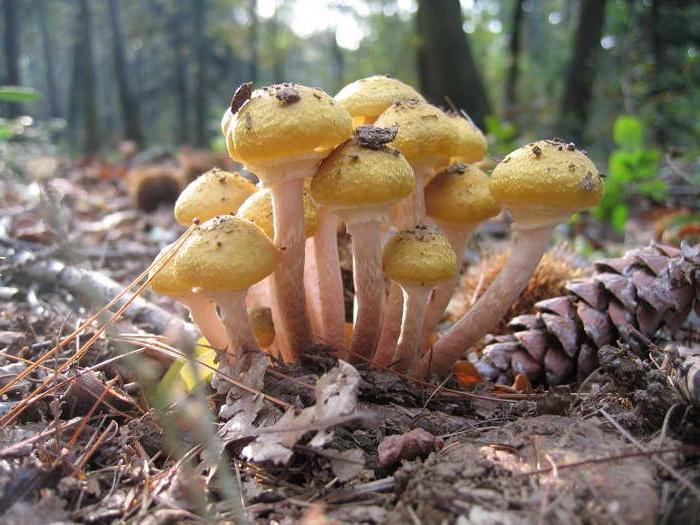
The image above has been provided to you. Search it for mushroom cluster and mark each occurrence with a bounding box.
[149,76,604,384]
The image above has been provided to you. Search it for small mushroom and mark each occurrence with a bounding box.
[174,168,257,226]
[173,216,278,365]
[149,243,229,351]
[442,112,488,168]
[419,139,603,377]
[382,225,458,372]
[311,128,414,358]
[335,75,425,127]
[419,163,501,349]
[222,83,352,359]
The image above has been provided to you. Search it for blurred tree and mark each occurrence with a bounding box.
[36,0,61,118]
[249,0,259,82]
[108,0,144,146]
[560,0,607,142]
[505,0,525,116]
[69,0,100,154]
[3,0,21,117]
[192,0,207,146]
[416,0,491,127]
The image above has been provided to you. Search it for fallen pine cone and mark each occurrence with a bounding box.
[473,243,699,387]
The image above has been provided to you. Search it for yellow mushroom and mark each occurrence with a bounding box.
[221,82,352,360]
[445,112,488,166]
[382,225,458,372]
[237,188,318,239]
[422,139,603,378]
[174,168,257,226]
[335,75,425,127]
[312,127,414,358]
[174,216,277,364]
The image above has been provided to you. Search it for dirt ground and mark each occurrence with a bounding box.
[0,160,698,524]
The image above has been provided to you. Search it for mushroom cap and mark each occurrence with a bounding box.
[149,243,189,297]
[374,99,460,168]
[237,188,318,239]
[248,306,275,348]
[449,113,487,164]
[425,164,501,225]
[223,83,352,167]
[382,225,458,286]
[335,75,425,122]
[311,140,414,210]
[490,139,604,224]
[174,168,257,226]
[174,215,277,292]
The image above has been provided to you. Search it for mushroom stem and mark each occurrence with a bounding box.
[346,220,384,359]
[414,223,554,378]
[270,177,311,359]
[372,285,403,367]
[211,290,260,362]
[419,222,475,351]
[179,293,230,351]
[393,284,432,372]
[312,208,346,350]
[304,238,323,339]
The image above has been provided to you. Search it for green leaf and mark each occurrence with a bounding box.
[611,204,629,232]
[0,86,41,104]
[613,115,643,149]
[0,123,13,140]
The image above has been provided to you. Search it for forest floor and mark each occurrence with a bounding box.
[0,155,698,525]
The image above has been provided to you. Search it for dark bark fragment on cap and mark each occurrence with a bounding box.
[230,82,253,114]
[275,85,301,104]
[355,125,398,149]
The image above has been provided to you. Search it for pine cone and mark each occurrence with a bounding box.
[474,243,699,386]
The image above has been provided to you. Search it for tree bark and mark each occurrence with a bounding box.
[192,0,207,147]
[559,0,607,142]
[70,0,100,155]
[107,0,144,146]
[504,0,525,114]
[36,0,61,118]
[416,0,491,127]
[3,0,21,117]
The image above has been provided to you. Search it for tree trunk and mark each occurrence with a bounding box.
[270,3,284,82]
[248,0,259,83]
[70,0,100,155]
[3,0,21,117]
[329,33,344,94]
[559,0,607,142]
[37,0,61,118]
[504,0,525,115]
[107,0,144,146]
[170,5,189,144]
[416,0,491,128]
[192,0,207,147]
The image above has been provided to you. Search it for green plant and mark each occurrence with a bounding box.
[0,86,41,141]
[593,115,665,231]
[484,114,518,156]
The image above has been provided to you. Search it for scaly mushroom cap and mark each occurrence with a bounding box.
[174,168,257,226]
[490,139,604,226]
[311,140,414,210]
[335,75,425,124]
[223,83,352,167]
[449,113,487,164]
[237,188,318,239]
[425,163,501,225]
[174,215,277,292]
[248,306,275,348]
[374,99,460,168]
[382,225,458,286]
[149,243,189,297]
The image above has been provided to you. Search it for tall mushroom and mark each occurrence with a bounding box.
[335,75,425,127]
[417,139,604,378]
[372,99,461,366]
[221,83,352,359]
[237,187,321,356]
[149,243,230,351]
[382,225,458,372]
[311,126,415,358]
[174,168,257,226]
[173,215,278,365]
[420,163,501,349]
